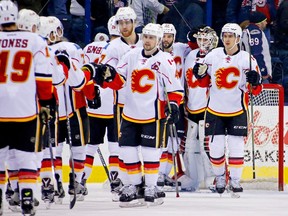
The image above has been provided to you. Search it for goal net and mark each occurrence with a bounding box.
[242,84,284,191]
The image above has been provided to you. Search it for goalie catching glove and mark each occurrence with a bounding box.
[87,85,101,109]
[193,63,208,79]
[246,70,261,86]
[165,101,179,125]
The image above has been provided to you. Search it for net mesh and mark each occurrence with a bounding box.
[242,87,281,190]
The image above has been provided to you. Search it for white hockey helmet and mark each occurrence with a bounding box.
[142,23,163,40]
[17,9,40,32]
[47,16,64,38]
[108,16,120,36]
[114,7,136,23]
[162,23,176,39]
[220,23,242,40]
[38,16,56,42]
[194,26,218,53]
[0,0,18,25]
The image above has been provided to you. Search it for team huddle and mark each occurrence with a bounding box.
[0,1,263,215]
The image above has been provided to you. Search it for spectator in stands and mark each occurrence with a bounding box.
[91,0,110,40]
[46,0,71,39]
[274,0,288,76]
[241,11,272,83]
[160,0,206,43]
[129,0,169,33]
[226,0,276,43]
[69,0,86,47]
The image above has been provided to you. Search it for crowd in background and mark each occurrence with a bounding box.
[12,0,288,101]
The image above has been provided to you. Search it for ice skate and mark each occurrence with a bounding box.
[68,178,85,201]
[0,189,3,216]
[119,185,145,208]
[110,172,123,202]
[215,175,226,195]
[145,186,164,207]
[8,187,21,213]
[81,178,88,196]
[5,181,13,201]
[21,188,35,216]
[228,178,243,198]
[41,178,55,209]
[54,174,65,204]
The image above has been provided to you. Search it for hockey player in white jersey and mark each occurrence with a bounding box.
[179,26,219,191]
[0,2,54,215]
[157,23,190,189]
[39,16,98,203]
[193,23,262,195]
[92,23,183,207]
[102,7,143,197]
[81,16,120,197]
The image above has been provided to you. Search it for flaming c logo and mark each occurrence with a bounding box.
[215,67,240,89]
[131,69,155,93]
[186,68,200,88]
[174,56,182,79]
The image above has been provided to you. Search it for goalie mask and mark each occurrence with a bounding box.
[0,0,18,25]
[17,9,40,33]
[194,26,218,55]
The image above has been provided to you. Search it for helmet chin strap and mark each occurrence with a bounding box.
[228,37,239,51]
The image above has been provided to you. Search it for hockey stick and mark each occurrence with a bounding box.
[171,3,192,30]
[162,79,180,198]
[63,85,77,209]
[96,147,111,182]
[246,29,256,179]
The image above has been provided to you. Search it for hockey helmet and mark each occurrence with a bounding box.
[0,0,18,25]
[17,9,40,32]
[114,7,136,23]
[142,23,163,41]
[220,23,242,40]
[108,16,120,36]
[162,23,176,40]
[47,16,64,38]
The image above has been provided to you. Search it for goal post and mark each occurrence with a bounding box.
[243,84,284,191]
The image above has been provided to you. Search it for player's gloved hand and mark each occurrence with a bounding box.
[165,101,179,125]
[82,62,99,81]
[93,63,117,86]
[187,25,206,42]
[87,85,101,109]
[193,63,208,79]
[39,97,56,122]
[55,49,70,70]
[246,70,261,86]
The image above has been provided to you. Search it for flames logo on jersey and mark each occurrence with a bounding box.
[174,56,182,79]
[215,67,240,89]
[131,69,155,93]
[186,68,199,88]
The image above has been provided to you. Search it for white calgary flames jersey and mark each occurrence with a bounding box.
[204,48,259,116]
[167,42,191,88]
[103,35,142,106]
[185,48,208,114]
[50,41,85,118]
[0,31,52,121]
[117,48,183,123]
[83,41,114,118]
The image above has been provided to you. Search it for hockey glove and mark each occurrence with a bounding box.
[55,49,70,70]
[246,70,261,86]
[39,97,57,122]
[193,63,208,79]
[165,101,179,125]
[93,63,117,86]
[82,62,98,81]
[87,85,101,109]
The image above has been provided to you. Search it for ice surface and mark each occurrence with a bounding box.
[2,184,287,216]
